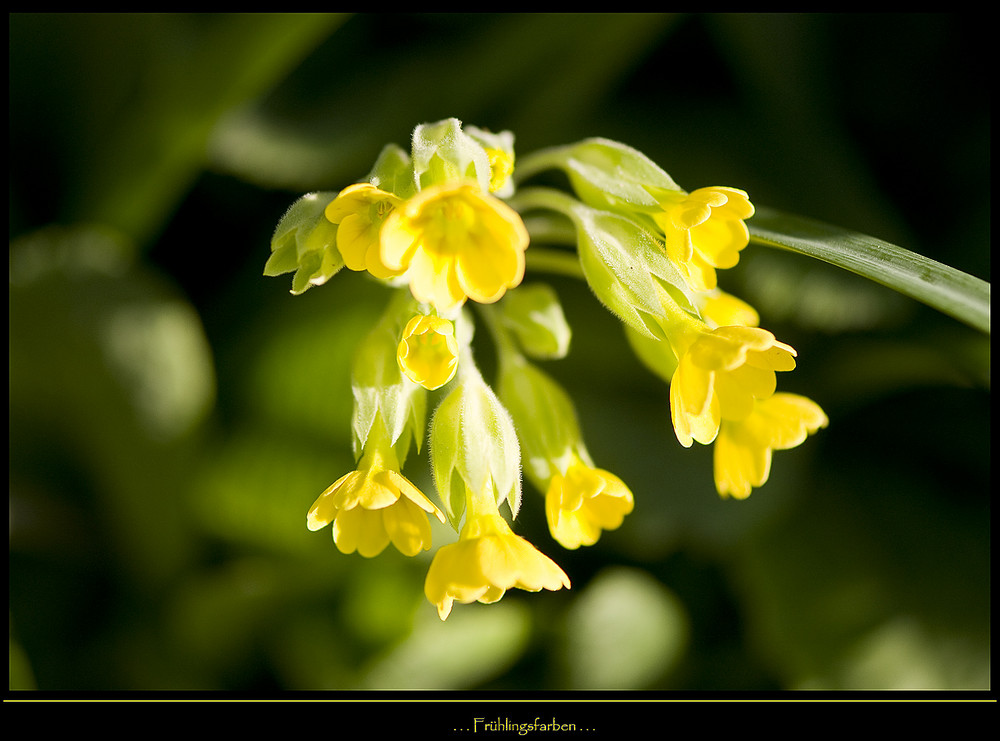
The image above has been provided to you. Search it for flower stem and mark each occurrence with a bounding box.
[525,248,585,280]
[512,146,573,185]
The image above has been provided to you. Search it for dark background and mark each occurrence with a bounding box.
[10,13,990,694]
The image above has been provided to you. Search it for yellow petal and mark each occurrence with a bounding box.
[745,393,828,450]
[670,356,720,446]
[333,505,391,557]
[424,511,570,620]
[306,471,358,531]
[383,495,434,557]
[713,422,772,499]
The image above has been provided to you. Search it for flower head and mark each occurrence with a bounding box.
[307,416,445,557]
[545,455,634,550]
[324,183,404,279]
[396,313,459,390]
[713,393,828,498]
[424,487,570,620]
[670,325,797,448]
[379,181,530,312]
[652,186,755,292]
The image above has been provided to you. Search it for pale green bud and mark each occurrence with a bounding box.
[265,191,344,295]
[499,283,572,360]
[411,118,493,193]
[350,291,427,464]
[497,353,583,489]
[365,143,417,200]
[543,138,681,214]
[572,201,696,340]
[429,357,522,531]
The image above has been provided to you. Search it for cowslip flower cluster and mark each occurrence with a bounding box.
[508,137,827,498]
[264,119,826,620]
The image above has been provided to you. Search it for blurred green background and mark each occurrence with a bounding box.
[9,13,989,693]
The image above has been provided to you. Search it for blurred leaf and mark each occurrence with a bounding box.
[189,430,352,554]
[10,225,214,585]
[562,567,689,689]
[11,13,347,246]
[750,206,990,334]
[733,456,990,690]
[737,249,914,333]
[9,627,37,691]
[207,13,677,191]
[362,601,532,689]
[804,617,991,690]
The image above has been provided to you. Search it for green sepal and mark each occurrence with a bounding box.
[266,191,344,295]
[365,143,417,200]
[411,117,493,193]
[523,138,681,212]
[429,357,522,530]
[624,323,679,385]
[498,352,582,488]
[350,291,427,465]
[428,387,467,531]
[572,201,697,339]
[499,283,572,360]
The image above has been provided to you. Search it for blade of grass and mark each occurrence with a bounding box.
[749,206,990,334]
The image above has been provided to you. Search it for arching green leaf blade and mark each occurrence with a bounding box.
[749,207,990,335]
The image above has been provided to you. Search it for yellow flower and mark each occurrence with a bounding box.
[484,147,515,193]
[324,183,404,279]
[396,313,459,390]
[545,455,634,550]
[307,423,445,557]
[652,186,755,292]
[670,325,797,448]
[713,393,828,498]
[379,181,530,312]
[424,486,570,620]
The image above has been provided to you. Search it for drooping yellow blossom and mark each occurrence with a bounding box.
[307,417,445,557]
[324,183,404,279]
[545,455,634,550]
[424,485,570,620]
[669,325,797,448]
[713,393,828,498]
[396,313,460,390]
[379,181,530,312]
[651,186,755,292]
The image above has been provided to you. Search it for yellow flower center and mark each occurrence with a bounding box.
[380,181,530,311]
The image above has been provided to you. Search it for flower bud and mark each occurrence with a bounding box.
[498,282,572,360]
[351,291,428,461]
[429,358,522,530]
[396,313,460,391]
[410,117,494,193]
[265,191,343,295]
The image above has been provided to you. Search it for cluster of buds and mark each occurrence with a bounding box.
[265,119,825,620]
